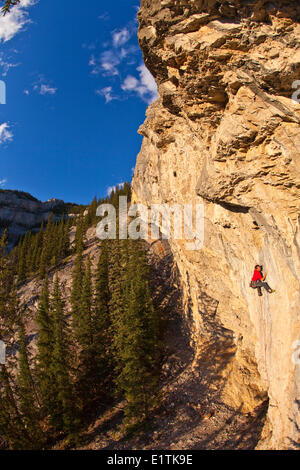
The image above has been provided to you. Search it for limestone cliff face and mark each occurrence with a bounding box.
[132,0,300,449]
[0,190,65,248]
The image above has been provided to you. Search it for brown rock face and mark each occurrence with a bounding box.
[132,0,300,449]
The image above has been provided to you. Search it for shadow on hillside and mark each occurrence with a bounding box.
[79,244,267,450]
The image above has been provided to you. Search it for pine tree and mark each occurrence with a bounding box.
[50,275,79,441]
[75,257,95,403]
[0,231,9,333]
[70,236,84,340]
[74,213,85,254]
[0,231,18,334]
[24,232,34,277]
[57,218,70,261]
[4,283,19,336]
[108,229,129,400]
[36,276,56,417]
[39,214,54,279]
[1,1,21,16]
[112,240,161,430]
[83,196,98,229]
[16,318,44,447]
[0,365,30,449]
[17,236,27,284]
[31,222,44,273]
[93,240,112,392]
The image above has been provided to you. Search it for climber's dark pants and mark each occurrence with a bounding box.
[254,280,272,292]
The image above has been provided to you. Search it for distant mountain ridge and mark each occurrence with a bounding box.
[0,189,80,249]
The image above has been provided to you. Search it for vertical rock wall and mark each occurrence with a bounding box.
[132,0,300,449]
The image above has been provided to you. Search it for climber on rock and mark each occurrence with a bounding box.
[250,265,275,295]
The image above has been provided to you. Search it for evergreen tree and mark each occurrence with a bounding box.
[83,196,98,229]
[0,231,18,334]
[57,218,70,261]
[36,276,56,417]
[93,240,112,392]
[70,233,84,340]
[1,1,21,16]
[75,257,95,403]
[24,232,34,277]
[39,214,54,279]
[108,231,129,400]
[113,240,161,430]
[0,365,30,449]
[16,318,44,447]
[74,213,85,254]
[50,275,79,441]
[17,236,27,284]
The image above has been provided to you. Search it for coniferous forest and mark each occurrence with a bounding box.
[0,183,164,449]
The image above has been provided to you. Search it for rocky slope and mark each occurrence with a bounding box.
[12,227,267,450]
[132,0,300,449]
[0,190,66,249]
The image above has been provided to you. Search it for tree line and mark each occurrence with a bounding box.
[0,183,163,449]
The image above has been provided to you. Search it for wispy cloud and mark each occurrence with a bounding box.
[39,84,57,95]
[0,123,13,145]
[90,49,120,77]
[0,0,36,43]
[122,64,158,104]
[89,12,157,106]
[82,42,96,51]
[30,76,57,95]
[88,19,138,80]
[98,12,109,21]
[112,27,131,48]
[0,52,19,76]
[0,178,7,187]
[89,47,139,79]
[106,182,125,196]
[96,86,118,104]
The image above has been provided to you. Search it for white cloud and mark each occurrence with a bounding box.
[119,45,138,60]
[0,53,19,76]
[122,64,158,104]
[0,123,13,145]
[106,182,125,196]
[32,78,57,95]
[100,50,120,76]
[39,84,57,95]
[122,75,139,91]
[0,0,36,43]
[96,86,118,104]
[0,178,7,187]
[90,50,120,77]
[89,16,157,105]
[112,28,130,47]
[90,44,139,78]
[88,17,138,78]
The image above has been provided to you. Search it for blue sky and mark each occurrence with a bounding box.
[0,0,157,204]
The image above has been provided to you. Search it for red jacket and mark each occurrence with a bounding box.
[252,269,263,281]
